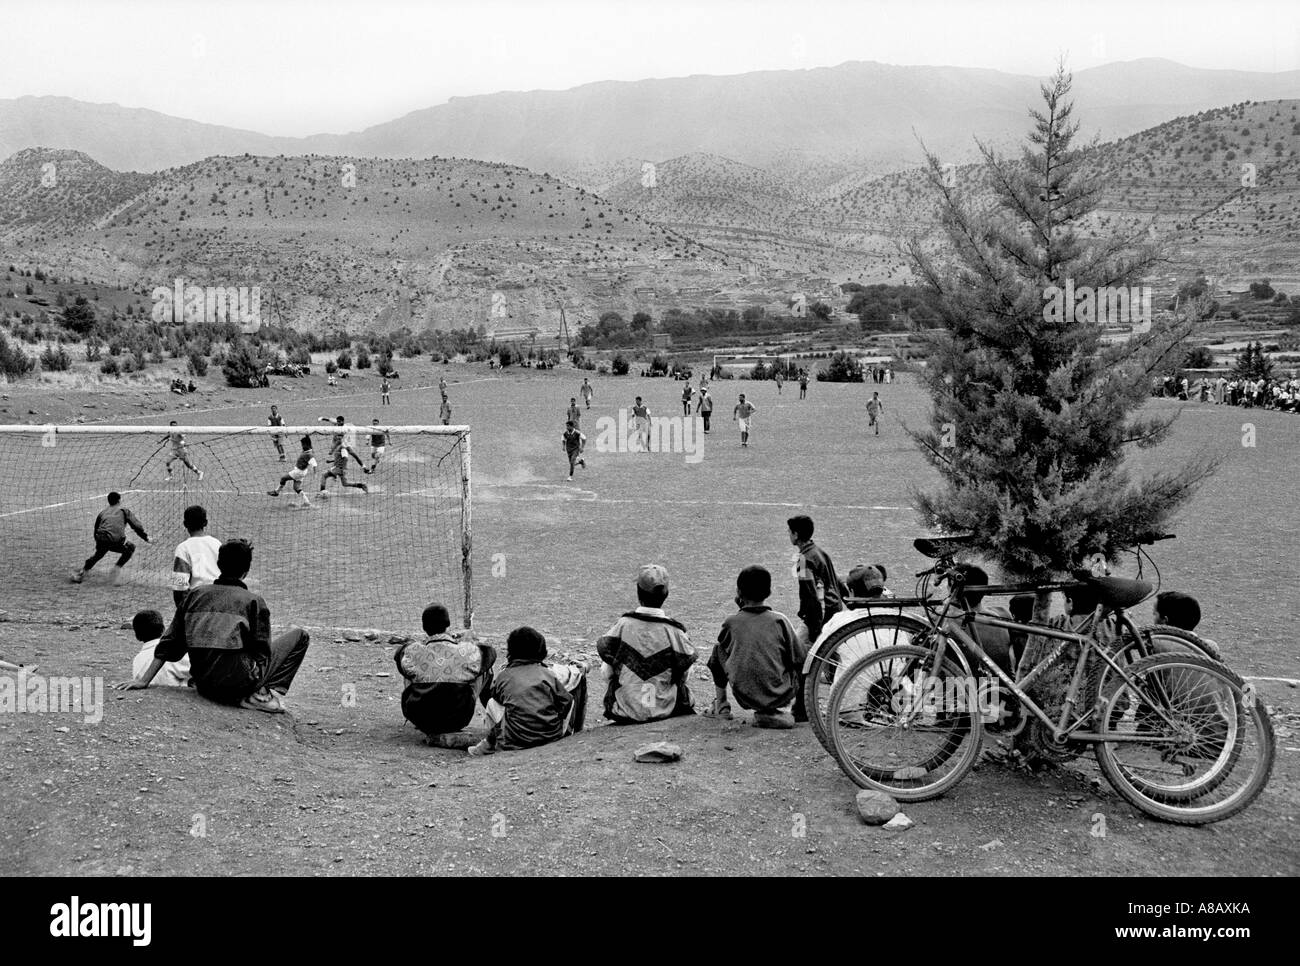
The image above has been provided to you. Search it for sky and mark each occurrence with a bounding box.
[2,0,1298,136]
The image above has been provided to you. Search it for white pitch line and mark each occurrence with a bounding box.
[1244,676,1300,686]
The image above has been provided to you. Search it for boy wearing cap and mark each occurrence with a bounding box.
[469,627,588,756]
[595,564,697,724]
[708,566,805,728]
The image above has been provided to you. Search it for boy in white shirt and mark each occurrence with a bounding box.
[171,505,222,608]
[130,610,191,687]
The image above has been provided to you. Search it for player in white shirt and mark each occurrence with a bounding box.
[171,504,222,608]
[130,610,191,688]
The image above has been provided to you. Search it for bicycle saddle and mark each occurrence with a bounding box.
[1070,570,1153,609]
[913,533,976,558]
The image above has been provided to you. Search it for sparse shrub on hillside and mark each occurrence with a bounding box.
[61,297,97,336]
[649,354,669,375]
[378,352,395,375]
[223,341,266,387]
[611,353,630,375]
[39,342,72,372]
[356,346,372,369]
[289,347,310,365]
[188,351,209,377]
[336,351,352,370]
[1248,279,1275,300]
[0,331,35,379]
[325,359,338,374]
[99,356,121,377]
[84,335,102,362]
[497,346,516,368]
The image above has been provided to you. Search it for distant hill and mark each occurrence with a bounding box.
[0,150,739,334]
[6,59,1300,177]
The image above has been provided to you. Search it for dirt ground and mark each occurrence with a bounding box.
[2,361,1298,875]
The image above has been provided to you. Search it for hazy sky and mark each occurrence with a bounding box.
[3,0,1298,136]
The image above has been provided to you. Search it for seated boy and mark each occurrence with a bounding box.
[469,627,588,756]
[130,609,191,687]
[813,565,905,686]
[394,603,496,748]
[595,564,697,724]
[708,566,806,729]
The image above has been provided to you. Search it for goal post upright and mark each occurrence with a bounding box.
[459,427,472,630]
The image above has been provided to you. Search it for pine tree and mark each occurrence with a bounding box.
[904,66,1216,583]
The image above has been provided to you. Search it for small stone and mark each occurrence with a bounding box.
[979,838,1003,851]
[634,741,683,763]
[855,790,899,825]
[883,813,913,830]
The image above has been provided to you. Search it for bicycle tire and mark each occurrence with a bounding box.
[825,644,983,801]
[803,613,933,755]
[1093,653,1274,825]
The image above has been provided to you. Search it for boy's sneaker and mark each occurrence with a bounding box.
[239,689,286,714]
[164,474,173,482]
[578,458,586,468]
[358,483,369,494]
[197,471,204,481]
[467,739,495,757]
[267,489,280,497]
[754,710,795,730]
[70,571,84,584]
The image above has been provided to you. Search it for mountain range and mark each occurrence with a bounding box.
[6,59,1300,181]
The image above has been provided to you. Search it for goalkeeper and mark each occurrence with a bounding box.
[72,491,150,584]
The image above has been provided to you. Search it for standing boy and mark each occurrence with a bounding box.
[381,377,391,406]
[787,514,844,721]
[708,566,805,728]
[365,419,387,474]
[734,393,757,447]
[171,504,221,608]
[696,388,714,434]
[580,377,594,410]
[680,381,694,415]
[268,405,286,461]
[631,396,651,452]
[439,393,452,426]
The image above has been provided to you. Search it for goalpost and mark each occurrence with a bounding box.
[0,424,473,632]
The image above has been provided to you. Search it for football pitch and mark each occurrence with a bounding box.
[37,362,1299,681]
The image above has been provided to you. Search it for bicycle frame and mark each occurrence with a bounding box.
[913,590,1188,747]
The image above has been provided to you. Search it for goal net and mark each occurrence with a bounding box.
[0,424,472,632]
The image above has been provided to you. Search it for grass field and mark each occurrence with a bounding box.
[34,361,1291,676]
[2,361,1298,876]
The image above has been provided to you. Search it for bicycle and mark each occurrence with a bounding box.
[801,534,1221,756]
[822,533,1274,825]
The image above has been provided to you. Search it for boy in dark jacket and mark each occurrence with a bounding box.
[708,566,806,729]
[394,603,496,748]
[469,627,588,756]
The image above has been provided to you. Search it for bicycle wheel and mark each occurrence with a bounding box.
[1093,654,1274,825]
[803,613,931,755]
[825,644,983,801]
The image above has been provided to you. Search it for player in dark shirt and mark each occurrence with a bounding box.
[71,491,150,584]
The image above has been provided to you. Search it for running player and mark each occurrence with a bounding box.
[163,422,203,481]
[563,420,587,480]
[631,396,651,452]
[268,405,286,461]
[580,378,594,409]
[269,436,318,507]
[319,430,368,496]
[439,393,452,426]
[865,391,884,436]
[734,394,757,447]
[566,396,582,429]
[365,419,388,474]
